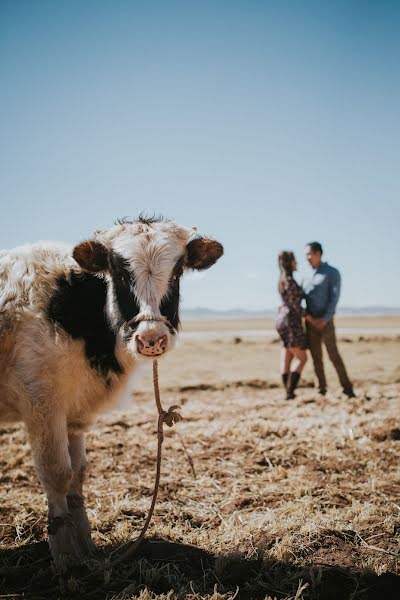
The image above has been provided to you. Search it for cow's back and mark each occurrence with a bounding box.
[0,243,78,421]
[0,242,76,315]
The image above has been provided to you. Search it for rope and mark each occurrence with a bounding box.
[110,359,182,564]
[125,314,171,329]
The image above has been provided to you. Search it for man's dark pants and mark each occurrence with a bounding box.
[306,319,352,393]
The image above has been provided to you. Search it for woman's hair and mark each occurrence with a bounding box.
[278,251,295,293]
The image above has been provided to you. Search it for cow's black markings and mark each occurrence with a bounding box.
[108,252,141,340]
[159,256,184,331]
[47,271,123,379]
[47,251,183,377]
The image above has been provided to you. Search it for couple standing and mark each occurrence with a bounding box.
[276,242,355,400]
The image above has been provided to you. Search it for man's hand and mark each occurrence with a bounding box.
[306,315,328,331]
[313,318,328,331]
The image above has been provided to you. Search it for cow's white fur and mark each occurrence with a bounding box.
[0,219,198,563]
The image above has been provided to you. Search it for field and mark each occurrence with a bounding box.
[1,317,400,599]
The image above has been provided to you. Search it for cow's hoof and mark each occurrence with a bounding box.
[48,513,83,569]
[67,495,96,555]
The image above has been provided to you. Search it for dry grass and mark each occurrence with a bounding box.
[1,326,400,599]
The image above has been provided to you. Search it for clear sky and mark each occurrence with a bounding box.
[1,1,399,310]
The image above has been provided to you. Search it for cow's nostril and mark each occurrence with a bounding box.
[159,334,168,351]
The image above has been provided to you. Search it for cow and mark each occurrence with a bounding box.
[0,216,223,565]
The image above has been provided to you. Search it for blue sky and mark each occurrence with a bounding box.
[1,1,399,310]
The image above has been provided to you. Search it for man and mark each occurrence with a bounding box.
[303,242,355,398]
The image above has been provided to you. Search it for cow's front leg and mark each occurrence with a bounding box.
[27,413,81,566]
[67,431,96,554]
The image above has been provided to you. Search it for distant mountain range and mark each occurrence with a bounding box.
[181,307,400,320]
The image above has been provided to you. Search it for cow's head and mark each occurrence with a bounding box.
[72,216,223,359]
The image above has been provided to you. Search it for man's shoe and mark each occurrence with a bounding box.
[343,387,356,398]
[318,388,327,396]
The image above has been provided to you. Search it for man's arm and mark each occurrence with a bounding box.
[322,269,341,322]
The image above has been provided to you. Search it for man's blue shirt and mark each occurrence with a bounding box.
[302,262,341,321]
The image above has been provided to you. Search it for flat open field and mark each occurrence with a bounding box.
[181,315,400,333]
[1,317,400,599]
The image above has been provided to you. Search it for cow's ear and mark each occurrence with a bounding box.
[73,240,109,272]
[186,237,224,271]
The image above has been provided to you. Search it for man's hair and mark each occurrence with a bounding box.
[307,241,323,255]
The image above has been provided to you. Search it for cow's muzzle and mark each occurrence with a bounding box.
[136,333,168,356]
[125,314,175,358]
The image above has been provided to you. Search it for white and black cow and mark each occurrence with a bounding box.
[0,216,223,564]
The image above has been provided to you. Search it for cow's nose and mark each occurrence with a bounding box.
[136,334,168,356]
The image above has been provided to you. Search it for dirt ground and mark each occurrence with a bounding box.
[1,317,400,599]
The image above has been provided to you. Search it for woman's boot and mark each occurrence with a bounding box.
[282,373,289,390]
[286,371,301,400]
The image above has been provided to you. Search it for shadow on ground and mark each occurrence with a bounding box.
[1,537,399,599]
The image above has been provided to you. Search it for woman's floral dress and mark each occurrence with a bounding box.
[276,277,308,349]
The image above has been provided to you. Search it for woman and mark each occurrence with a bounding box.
[275,251,308,399]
